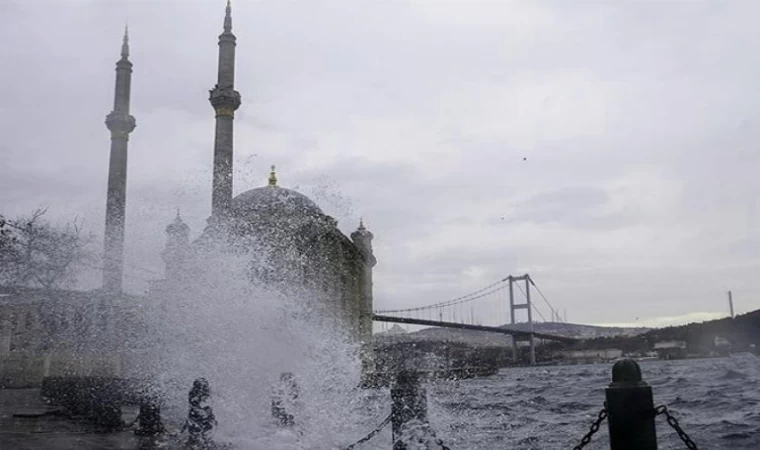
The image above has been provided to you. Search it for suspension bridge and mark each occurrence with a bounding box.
[372,274,577,364]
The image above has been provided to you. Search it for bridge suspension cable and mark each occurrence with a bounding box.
[374,273,570,334]
[374,277,510,314]
[528,276,565,324]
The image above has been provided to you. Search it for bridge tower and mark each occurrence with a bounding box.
[508,274,535,365]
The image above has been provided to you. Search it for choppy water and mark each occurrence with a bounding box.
[420,356,760,450]
[241,355,759,449]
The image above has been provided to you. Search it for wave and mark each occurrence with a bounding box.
[719,369,747,380]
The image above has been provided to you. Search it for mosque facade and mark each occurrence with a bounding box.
[117,1,377,366]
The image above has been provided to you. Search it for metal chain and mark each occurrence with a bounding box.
[572,405,608,450]
[342,412,392,449]
[655,405,698,449]
[435,437,452,450]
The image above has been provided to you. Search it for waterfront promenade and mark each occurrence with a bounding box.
[0,389,140,450]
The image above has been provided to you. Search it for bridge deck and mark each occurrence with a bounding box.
[372,314,578,343]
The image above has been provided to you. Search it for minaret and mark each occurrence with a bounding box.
[209,0,241,217]
[162,211,191,281]
[351,220,377,374]
[103,26,136,293]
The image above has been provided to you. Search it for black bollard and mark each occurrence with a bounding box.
[183,378,217,448]
[134,395,165,436]
[390,370,431,450]
[271,372,299,427]
[606,359,658,450]
[91,379,123,430]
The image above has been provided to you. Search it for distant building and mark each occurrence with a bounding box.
[714,336,731,348]
[0,287,145,387]
[713,336,731,356]
[654,340,687,359]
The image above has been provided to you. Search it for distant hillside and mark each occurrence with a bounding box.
[582,309,760,353]
[375,321,648,348]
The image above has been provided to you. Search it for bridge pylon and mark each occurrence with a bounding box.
[508,274,535,365]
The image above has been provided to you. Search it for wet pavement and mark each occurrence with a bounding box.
[0,389,144,449]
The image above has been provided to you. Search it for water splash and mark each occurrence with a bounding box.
[126,246,381,449]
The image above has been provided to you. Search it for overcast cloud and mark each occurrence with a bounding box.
[1,0,759,327]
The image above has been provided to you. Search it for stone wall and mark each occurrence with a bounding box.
[0,353,124,388]
[0,287,141,388]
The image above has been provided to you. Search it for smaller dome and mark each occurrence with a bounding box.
[351,219,373,240]
[166,212,190,235]
[231,185,323,218]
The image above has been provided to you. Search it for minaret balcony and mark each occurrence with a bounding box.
[209,86,241,116]
[105,111,136,137]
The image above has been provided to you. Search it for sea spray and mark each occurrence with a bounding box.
[128,244,380,449]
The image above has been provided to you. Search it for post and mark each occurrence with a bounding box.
[391,370,430,450]
[271,372,299,426]
[135,397,165,436]
[90,378,122,430]
[606,359,657,450]
[184,378,216,447]
[728,290,735,318]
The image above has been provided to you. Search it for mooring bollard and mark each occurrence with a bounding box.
[91,379,123,430]
[271,371,299,427]
[134,395,165,436]
[183,378,217,448]
[606,359,657,450]
[390,370,430,450]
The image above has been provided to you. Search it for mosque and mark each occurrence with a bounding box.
[0,1,376,385]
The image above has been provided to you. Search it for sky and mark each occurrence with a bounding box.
[1,0,759,328]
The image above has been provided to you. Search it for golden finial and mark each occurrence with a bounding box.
[268,165,278,186]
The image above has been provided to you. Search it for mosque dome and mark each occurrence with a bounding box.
[231,186,323,217]
[229,166,324,220]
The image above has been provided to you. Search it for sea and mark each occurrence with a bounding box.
[421,355,760,449]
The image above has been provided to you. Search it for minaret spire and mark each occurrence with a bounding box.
[103,28,137,293]
[224,0,232,33]
[121,25,129,59]
[209,0,241,217]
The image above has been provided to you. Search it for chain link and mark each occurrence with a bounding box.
[655,405,698,449]
[572,405,608,450]
[435,437,452,450]
[342,412,392,449]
